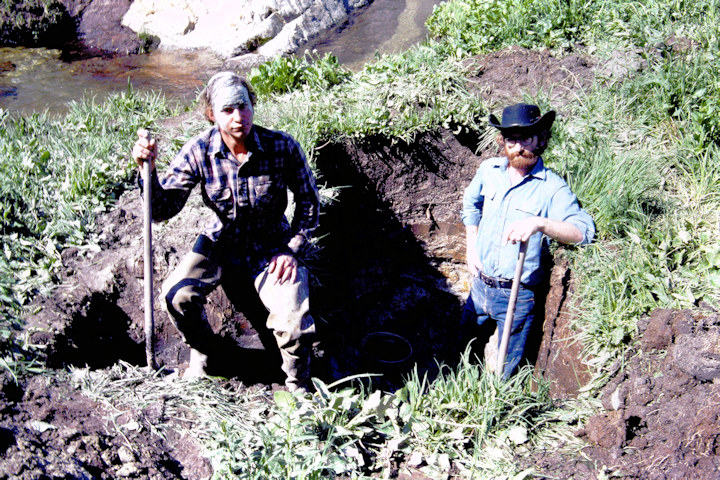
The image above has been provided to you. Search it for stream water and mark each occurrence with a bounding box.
[0,0,439,117]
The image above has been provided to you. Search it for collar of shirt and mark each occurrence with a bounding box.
[207,126,267,163]
[490,155,548,184]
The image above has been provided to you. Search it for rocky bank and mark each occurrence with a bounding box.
[3,0,372,66]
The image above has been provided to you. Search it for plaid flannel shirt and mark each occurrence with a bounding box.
[146,125,320,272]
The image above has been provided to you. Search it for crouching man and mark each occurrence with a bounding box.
[131,72,320,392]
[461,103,595,379]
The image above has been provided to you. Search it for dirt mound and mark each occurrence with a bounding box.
[525,307,720,479]
[465,45,597,112]
[584,308,720,478]
[0,369,211,479]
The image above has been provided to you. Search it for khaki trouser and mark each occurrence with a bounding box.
[161,249,316,391]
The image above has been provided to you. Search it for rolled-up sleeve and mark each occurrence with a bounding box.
[461,168,485,226]
[549,184,595,245]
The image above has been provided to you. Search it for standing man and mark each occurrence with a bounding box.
[461,103,594,379]
[132,72,320,392]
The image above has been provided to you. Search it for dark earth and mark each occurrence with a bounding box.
[1,9,720,478]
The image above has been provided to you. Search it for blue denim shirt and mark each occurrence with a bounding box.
[462,156,594,286]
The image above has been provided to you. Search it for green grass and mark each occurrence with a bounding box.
[74,350,554,479]
[248,51,352,97]
[255,44,485,154]
[426,0,720,57]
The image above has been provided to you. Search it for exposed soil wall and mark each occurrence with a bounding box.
[20,44,605,399]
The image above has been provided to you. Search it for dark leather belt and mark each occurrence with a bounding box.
[479,272,514,289]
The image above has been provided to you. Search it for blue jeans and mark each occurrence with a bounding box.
[461,275,537,379]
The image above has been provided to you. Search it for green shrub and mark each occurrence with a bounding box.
[249,52,351,97]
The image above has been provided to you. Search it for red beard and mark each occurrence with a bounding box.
[506,147,538,171]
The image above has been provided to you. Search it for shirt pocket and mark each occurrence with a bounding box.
[480,185,497,216]
[250,175,280,208]
[205,186,236,221]
[508,202,542,224]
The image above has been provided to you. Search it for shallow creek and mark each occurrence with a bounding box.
[0,0,439,117]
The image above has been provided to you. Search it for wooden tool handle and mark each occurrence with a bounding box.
[496,240,528,378]
[140,129,157,370]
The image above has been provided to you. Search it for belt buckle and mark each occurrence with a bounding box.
[481,272,512,289]
[480,272,496,288]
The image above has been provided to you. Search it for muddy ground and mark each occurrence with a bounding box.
[1,46,719,479]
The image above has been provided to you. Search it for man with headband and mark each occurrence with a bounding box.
[132,71,320,392]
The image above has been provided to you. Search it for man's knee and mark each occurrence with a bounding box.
[162,278,207,319]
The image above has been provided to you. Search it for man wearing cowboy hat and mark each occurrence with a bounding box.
[460,103,595,379]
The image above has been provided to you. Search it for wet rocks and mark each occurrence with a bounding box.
[62,0,145,55]
[0,0,75,48]
[4,0,373,61]
[122,0,372,65]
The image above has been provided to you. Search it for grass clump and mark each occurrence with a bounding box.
[75,351,555,479]
[249,51,352,97]
[396,350,553,478]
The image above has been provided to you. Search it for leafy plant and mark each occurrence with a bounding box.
[75,354,555,480]
[249,52,351,97]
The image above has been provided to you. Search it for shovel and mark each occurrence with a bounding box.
[139,129,157,370]
[495,239,528,378]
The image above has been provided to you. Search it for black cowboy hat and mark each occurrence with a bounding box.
[488,103,556,133]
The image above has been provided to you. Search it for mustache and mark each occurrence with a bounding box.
[508,148,538,169]
[510,148,535,159]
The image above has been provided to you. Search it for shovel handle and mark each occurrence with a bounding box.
[140,129,157,370]
[496,240,528,378]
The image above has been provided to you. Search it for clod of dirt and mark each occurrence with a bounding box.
[532,308,720,479]
[465,46,597,112]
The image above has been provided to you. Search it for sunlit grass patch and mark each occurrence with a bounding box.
[74,351,559,479]
[0,88,175,366]
[427,0,720,57]
[396,349,554,478]
[256,43,487,153]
